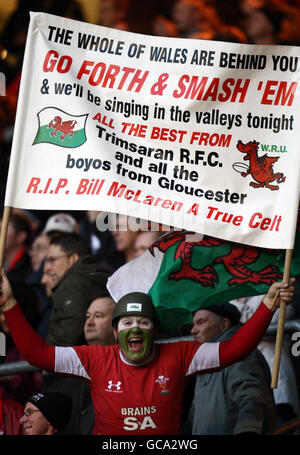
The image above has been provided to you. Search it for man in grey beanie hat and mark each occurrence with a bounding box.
[187,303,277,435]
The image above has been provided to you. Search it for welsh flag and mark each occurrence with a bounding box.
[33,107,88,148]
[107,229,300,332]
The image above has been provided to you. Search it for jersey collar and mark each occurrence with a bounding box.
[119,344,156,366]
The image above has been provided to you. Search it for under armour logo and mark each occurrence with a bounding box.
[107,380,122,391]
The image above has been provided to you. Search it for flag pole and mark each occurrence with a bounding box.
[271,248,293,389]
[0,206,12,271]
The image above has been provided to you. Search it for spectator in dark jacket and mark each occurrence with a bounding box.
[186,303,278,435]
[45,233,111,347]
[26,212,78,339]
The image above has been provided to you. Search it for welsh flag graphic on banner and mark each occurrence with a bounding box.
[107,229,300,331]
[4,12,300,248]
[33,107,88,148]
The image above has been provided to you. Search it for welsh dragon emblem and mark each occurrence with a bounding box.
[235,140,286,191]
[149,231,282,288]
[48,116,77,140]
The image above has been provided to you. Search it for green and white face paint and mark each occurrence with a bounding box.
[117,316,155,363]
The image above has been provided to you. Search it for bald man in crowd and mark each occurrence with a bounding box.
[84,296,116,346]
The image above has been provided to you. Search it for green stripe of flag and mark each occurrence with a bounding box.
[33,124,86,147]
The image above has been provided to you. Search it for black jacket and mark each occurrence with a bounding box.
[188,325,278,435]
[46,255,111,346]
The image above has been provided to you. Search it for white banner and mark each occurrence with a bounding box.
[5,12,300,248]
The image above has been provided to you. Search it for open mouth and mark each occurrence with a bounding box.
[128,336,144,352]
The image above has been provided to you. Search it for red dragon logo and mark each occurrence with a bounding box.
[236,140,285,191]
[149,231,282,287]
[48,116,77,140]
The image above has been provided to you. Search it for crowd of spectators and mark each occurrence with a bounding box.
[0,0,300,436]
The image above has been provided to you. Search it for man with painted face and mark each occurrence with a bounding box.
[111,292,159,366]
[0,272,295,435]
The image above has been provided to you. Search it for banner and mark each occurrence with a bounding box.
[4,12,300,248]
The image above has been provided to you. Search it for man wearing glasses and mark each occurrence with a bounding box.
[44,233,111,347]
[20,392,72,435]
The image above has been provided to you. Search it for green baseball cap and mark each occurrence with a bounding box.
[112,292,159,326]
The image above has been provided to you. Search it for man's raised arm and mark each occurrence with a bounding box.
[0,270,55,371]
[185,279,295,377]
[219,280,296,368]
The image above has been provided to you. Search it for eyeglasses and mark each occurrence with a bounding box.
[44,254,71,265]
[22,409,41,417]
[28,245,48,254]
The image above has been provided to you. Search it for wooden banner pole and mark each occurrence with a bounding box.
[271,248,293,389]
[0,206,12,272]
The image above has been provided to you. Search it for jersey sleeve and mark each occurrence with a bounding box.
[54,346,92,380]
[4,304,101,381]
[219,301,273,368]
[4,304,55,371]
[180,341,220,376]
[185,301,273,375]
[54,344,110,382]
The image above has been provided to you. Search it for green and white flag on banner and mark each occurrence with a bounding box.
[33,107,88,147]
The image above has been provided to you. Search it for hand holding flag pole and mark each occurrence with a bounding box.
[271,248,293,389]
[0,206,12,279]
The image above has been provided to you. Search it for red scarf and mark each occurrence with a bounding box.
[7,245,27,272]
